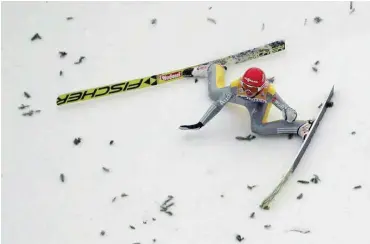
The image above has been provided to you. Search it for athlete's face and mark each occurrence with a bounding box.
[242,83,260,97]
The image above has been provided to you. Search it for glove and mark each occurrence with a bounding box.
[282,107,297,123]
[179,122,204,130]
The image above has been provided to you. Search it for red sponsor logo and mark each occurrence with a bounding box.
[160,71,182,81]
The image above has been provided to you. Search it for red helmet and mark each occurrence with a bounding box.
[241,67,266,97]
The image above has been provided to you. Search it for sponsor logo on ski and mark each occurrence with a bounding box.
[160,71,182,81]
[57,77,155,105]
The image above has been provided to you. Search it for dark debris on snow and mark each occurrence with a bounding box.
[264,224,271,229]
[313,16,323,24]
[236,234,244,242]
[310,174,321,184]
[31,33,42,41]
[235,134,256,141]
[18,104,30,110]
[312,60,319,72]
[289,229,311,234]
[22,110,41,117]
[102,167,110,172]
[24,92,31,98]
[59,51,67,58]
[22,111,34,117]
[73,137,82,145]
[297,180,310,184]
[247,185,257,190]
[349,2,355,14]
[74,56,86,65]
[160,195,175,216]
[207,17,217,24]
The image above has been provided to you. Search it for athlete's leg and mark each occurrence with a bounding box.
[205,64,247,107]
[246,102,306,136]
[205,64,229,101]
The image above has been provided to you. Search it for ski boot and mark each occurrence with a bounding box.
[183,64,227,78]
[298,120,314,140]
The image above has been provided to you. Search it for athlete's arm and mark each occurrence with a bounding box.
[179,89,234,130]
[267,84,297,123]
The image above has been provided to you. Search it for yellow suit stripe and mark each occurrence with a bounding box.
[215,65,226,88]
[262,84,277,124]
[230,78,241,88]
[262,103,272,124]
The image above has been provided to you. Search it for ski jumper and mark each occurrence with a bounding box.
[200,64,306,135]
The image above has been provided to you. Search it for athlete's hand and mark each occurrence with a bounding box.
[282,107,297,123]
[179,122,204,130]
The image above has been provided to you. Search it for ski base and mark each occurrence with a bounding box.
[260,85,335,210]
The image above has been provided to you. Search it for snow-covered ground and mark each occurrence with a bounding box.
[2,1,370,244]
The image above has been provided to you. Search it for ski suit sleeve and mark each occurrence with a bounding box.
[267,84,297,122]
[199,89,234,126]
[267,84,290,111]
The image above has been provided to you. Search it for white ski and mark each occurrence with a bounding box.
[260,85,335,210]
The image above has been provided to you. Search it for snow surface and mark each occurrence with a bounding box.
[2,1,370,244]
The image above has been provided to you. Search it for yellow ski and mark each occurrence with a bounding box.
[56,40,285,106]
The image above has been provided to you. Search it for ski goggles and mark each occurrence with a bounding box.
[241,83,264,96]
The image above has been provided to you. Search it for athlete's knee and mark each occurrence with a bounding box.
[251,123,268,136]
[207,66,226,101]
[207,64,217,78]
[208,89,223,101]
[207,64,227,77]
